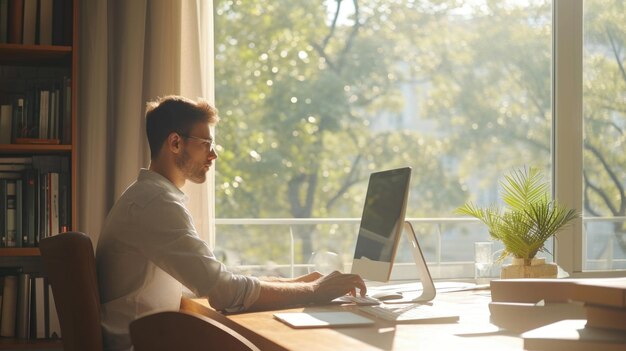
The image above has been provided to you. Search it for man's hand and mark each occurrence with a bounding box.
[292,271,323,283]
[309,271,367,303]
[259,271,323,283]
[250,271,366,311]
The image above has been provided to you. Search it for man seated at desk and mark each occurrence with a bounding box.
[96,95,366,351]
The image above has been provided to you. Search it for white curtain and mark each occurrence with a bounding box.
[77,0,215,247]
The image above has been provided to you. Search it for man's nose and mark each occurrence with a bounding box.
[208,148,218,160]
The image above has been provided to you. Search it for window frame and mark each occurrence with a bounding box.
[554,0,626,277]
[553,0,584,275]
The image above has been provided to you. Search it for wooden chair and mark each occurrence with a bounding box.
[39,232,103,351]
[129,310,261,351]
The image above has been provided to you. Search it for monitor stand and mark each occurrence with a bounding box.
[384,221,436,304]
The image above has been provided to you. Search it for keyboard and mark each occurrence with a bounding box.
[358,304,459,323]
[333,295,381,305]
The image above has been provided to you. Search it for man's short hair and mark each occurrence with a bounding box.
[145,95,219,159]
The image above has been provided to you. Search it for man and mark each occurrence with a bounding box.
[96,95,366,351]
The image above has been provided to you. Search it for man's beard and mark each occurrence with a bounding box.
[175,149,207,184]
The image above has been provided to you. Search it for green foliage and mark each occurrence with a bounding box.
[456,167,580,260]
[213,0,626,265]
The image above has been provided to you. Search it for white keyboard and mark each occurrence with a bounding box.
[333,295,381,305]
[358,304,459,323]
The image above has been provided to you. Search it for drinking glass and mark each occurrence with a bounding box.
[474,241,494,284]
[308,251,343,274]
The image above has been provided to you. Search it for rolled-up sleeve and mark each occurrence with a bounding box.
[206,271,261,312]
[121,193,260,312]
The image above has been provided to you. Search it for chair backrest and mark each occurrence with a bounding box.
[39,232,103,351]
[130,311,260,351]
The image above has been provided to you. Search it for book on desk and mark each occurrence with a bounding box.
[585,303,626,331]
[490,278,626,307]
[488,278,626,350]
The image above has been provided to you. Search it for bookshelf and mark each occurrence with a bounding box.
[0,338,62,350]
[0,144,71,153]
[0,248,40,257]
[0,0,78,349]
[0,44,72,63]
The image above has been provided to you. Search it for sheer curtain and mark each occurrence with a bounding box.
[77,0,215,246]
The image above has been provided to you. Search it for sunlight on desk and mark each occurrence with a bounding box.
[181,289,523,351]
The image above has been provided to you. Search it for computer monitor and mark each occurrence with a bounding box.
[351,167,411,282]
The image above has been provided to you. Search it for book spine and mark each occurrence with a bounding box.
[38,90,47,139]
[0,0,8,43]
[50,173,59,235]
[15,179,23,247]
[12,98,26,141]
[58,170,68,232]
[50,90,57,139]
[22,0,37,44]
[0,179,6,247]
[0,104,12,144]
[47,284,60,338]
[6,180,17,247]
[62,77,71,144]
[7,0,23,44]
[61,0,71,45]
[26,90,36,138]
[38,0,53,45]
[0,275,18,337]
[586,304,626,331]
[38,173,48,241]
[16,273,31,339]
[34,277,45,338]
[51,0,63,45]
[23,169,37,246]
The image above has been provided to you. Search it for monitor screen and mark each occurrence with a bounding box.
[351,167,411,281]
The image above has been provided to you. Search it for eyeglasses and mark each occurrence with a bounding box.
[181,135,216,153]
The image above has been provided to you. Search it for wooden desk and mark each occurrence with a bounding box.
[181,289,525,351]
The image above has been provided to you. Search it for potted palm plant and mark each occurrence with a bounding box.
[456,167,580,278]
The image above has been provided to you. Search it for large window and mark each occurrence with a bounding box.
[213,0,623,277]
[582,0,626,270]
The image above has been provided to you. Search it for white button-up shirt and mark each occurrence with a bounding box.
[96,169,260,351]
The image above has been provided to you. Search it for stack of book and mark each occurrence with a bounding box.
[0,76,72,145]
[0,156,70,247]
[0,268,61,340]
[586,299,626,332]
[490,278,626,350]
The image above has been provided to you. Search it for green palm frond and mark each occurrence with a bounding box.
[456,167,580,260]
[501,167,549,211]
[455,202,503,241]
[525,201,579,256]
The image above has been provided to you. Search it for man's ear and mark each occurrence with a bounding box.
[167,133,184,154]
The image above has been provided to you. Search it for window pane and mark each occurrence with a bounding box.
[214,0,552,277]
[583,0,626,270]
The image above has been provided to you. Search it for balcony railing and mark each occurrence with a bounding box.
[214,216,626,279]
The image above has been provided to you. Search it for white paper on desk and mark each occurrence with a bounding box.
[273,312,375,328]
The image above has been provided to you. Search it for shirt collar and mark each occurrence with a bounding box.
[138,169,189,203]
